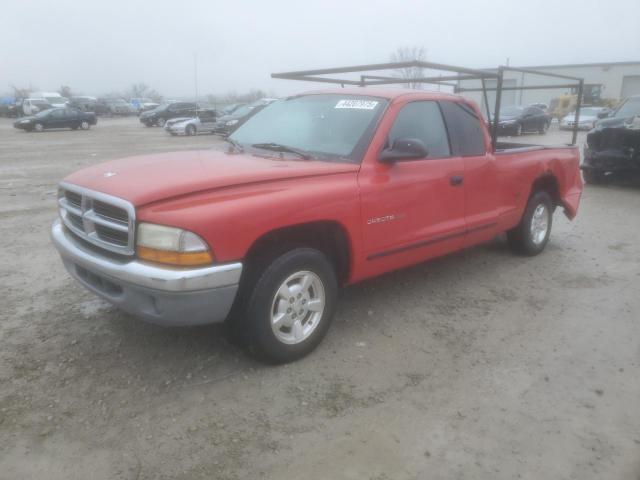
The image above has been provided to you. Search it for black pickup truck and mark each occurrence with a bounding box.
[13,107,97,132]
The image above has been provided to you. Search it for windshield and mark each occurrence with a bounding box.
[45,97,66,104]
[230,94,388,162]
[575,107,600,117]
[613,97,640,118]
[35,108,57,118]
[230,104,252,117]
[500,106,523,116]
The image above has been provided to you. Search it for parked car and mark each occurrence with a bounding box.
[21,98,53,116]
[529,103,549,111]
[559,106,606,131]
[14,107,97,132]
[51,89,582,363]
[497,105,551,135]
[95,98,136,116]
[213,98,278,135]
[219,103,246,116]
[581,95,640,184]
[164,109,218,136]
[31,92,68,108]
[130,97,159,115]
[139,102,199,127]
[69,96,97,112]
[0,97,18,117]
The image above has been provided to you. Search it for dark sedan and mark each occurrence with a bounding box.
[213,98,278,136]
[497,106,551,136]
[139,102,199,127]
[13,107,97,132]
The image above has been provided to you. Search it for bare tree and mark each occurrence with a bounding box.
[124,83,163,102]
[58,85,73,98]
[390,46,427,89]
[10,84,36,99]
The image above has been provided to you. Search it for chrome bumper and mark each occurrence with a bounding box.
[51,219,242,326]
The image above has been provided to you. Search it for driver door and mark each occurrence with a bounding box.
[358,100,466,273]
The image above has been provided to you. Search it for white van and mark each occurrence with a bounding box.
[31,92,68,108]
[21,98,53,116]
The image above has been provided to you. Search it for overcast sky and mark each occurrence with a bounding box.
[2,0,639,98]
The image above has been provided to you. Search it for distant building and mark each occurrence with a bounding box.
[458,61,640,111]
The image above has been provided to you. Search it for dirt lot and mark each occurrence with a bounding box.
[1,117,639,480]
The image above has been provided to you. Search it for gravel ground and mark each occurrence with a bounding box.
[1,117,639,480]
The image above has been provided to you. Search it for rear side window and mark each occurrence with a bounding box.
[388,101,450,158]
[439,101,486,157]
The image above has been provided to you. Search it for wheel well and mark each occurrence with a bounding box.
[531,174,560,207]
[243,222,351,284]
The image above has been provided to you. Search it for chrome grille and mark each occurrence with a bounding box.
[58,182,136,255]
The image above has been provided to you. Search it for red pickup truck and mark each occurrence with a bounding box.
[52,89,583,362]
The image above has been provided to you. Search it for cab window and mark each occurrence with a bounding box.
[388,101,450,159]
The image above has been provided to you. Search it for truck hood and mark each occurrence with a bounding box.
[63,149,360,206]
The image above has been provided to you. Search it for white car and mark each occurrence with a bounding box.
[30,92,68,108]
[559,107,604,131]
[164,109,218,136]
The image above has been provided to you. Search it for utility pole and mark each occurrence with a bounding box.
[194,51,198,115]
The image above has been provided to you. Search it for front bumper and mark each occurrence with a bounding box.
[51,219,242,326]
[165,124,185,135]
[581,147,640,174]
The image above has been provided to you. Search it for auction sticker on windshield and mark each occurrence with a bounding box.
[335,99,379,110]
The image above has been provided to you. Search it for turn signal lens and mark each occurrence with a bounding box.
[136,223,213,267]
[136,246,214,267]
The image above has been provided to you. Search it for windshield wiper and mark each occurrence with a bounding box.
[251,142,312,160]
[225,137,244,153]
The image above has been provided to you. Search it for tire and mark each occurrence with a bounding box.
[186,124,196,136]
[156,117,166,127]
[514,123,522,136]
[240,248,338,363]
[507,190,553,256]
[583,170,605,185]
[71,124,79,130]
[538,121,549,134]
[80,121,90,130]
[34,123,44,132]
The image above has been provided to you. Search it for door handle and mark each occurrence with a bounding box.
[450,175,464,186]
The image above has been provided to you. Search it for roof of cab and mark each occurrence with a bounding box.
[292,87,463,101]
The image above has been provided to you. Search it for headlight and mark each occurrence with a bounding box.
[225,119,239,126]
[136,223,213,267]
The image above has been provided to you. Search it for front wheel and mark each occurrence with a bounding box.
[34,122,44,132]
[242,248,338,363]
[156,117,166,127]
[186,124,196,136]
[80,121,90,130]
[507,191,553,256]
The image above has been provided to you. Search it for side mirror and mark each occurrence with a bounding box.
[379,138,428,163]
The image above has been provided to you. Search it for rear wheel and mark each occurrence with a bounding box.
[240,248,338,363]
[186,124,196,136]
[514,123,522,136]
[507,191,553,256]
[80,121,90,130]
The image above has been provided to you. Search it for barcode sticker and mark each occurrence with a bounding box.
[335,99,379,110]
